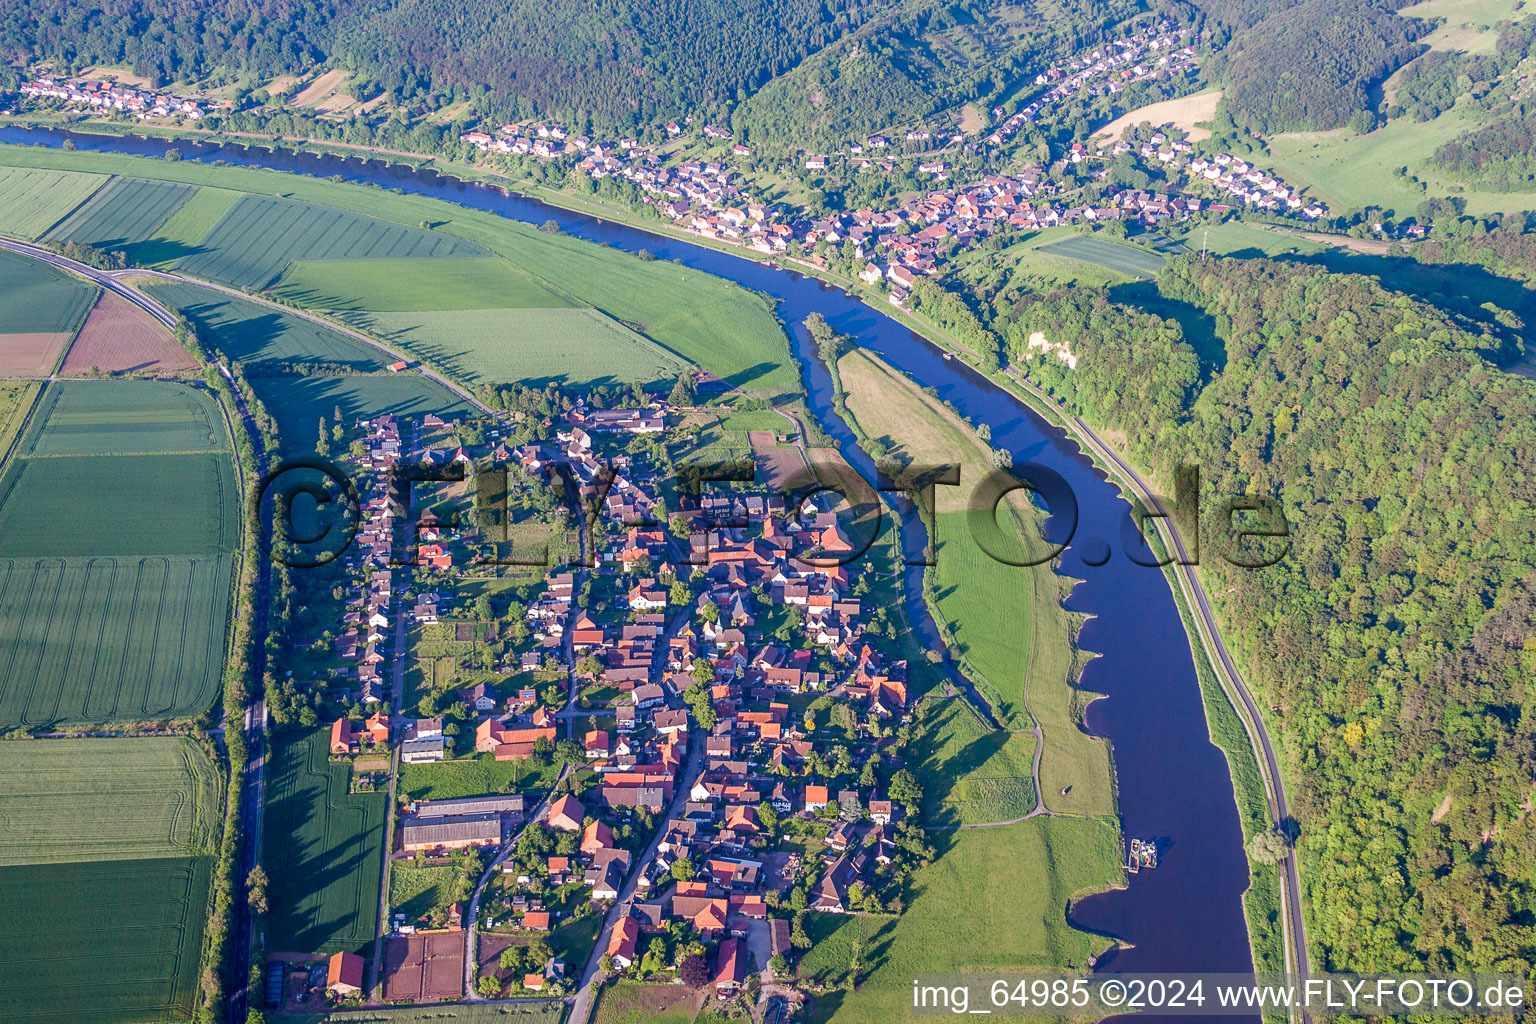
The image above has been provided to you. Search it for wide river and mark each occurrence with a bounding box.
[3,126,1258,1002]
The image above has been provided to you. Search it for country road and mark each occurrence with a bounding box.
[110,266,494,412]
[1003,368,1310,997]
[0,238,284,1020]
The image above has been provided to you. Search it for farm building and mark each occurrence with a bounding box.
[326,951,365,996]
[330,718,354,754]
[714,937,745,997]
[401,736,445,763]
[547,793,584,831]
[400,813,502,852]
[414,793,525,819]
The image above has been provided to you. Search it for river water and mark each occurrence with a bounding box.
[1,126,1258,999]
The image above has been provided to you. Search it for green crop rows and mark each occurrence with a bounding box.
[0,381,238,727]
[176,194,488,290]
[0,453,237,555]
[0,167,108,239]
[0,737,222,865]
[339,306,690,386]
[22,379,229,456]
[43,177,196,248]
[264,727,386,955]
[149,282,390,372]
[0,554,235,726]
[0,856,212,1024]
[0,249,98,334]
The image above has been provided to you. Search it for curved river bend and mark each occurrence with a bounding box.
[2,126,1258,1002]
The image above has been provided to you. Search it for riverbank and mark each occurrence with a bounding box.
[0,125,1265,989]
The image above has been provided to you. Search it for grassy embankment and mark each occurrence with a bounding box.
[836,348,1115,819]
[918,348,1287,981]
[795,819,1123,1024]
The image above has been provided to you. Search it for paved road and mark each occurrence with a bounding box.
[461,766,573,1000]
[567,724,702,1024]
[1003,368,1310,994]
[108,267,493,412]
[0,237,178,329]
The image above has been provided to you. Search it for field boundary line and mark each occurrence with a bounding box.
[28,172,115,241]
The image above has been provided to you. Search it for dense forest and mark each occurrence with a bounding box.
[1203,0,1426,133]
[0,0,339,83]
[337,0,891,129]
[4,0,894,129]
[728,0,1142,145]
[999,259,1536,975]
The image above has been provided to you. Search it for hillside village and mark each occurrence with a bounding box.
[448,25,1324,302]
[14,21,1327,308]
[281,393,934,1012]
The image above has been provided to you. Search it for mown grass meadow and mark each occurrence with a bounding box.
[1037,234,1168,278]
[838,350,1114,818]
[796,819,1122,1024]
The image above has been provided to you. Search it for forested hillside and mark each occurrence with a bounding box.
[338,0,892,128]
[4,0,896,128]
[1005,261,1536,975]
[737,0,1141,146]
[1,0,337,83]
[1201,0,1426,132]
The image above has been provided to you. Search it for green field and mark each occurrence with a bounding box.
[265,727,387,955]
[1266,106,1536,217]
[390,862,466,922]
[910,698,1039,826]
[0,147,801,402]
[129,186,244,266]
[796,819,1122,1024]
[838,350,1114,818]
[250,373,475,453]
[399,752,562,801]
[340,307,691,386]
[592,981,698,1024]
[42,177,196,248]
[271,256,576,310]
[1037,235,1167,278]
[287,1003,569,1024]
[0,452,237,555]
[0,554,235,725]
[0,381,238,727]
[0,249,98,333]
[1174,222,1326,258]
[0,166,108,239]
[0,383,38,461]
[951,227,1135,291]
[148,282,389,371]
[0,736,221,865]
[176,193,489,290]
[22,379,229,456]
[0,855,213,1024]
